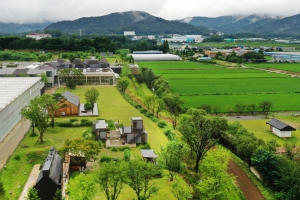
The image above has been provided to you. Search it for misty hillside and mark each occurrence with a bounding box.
[44,11,210,35]
[0,22,51,34]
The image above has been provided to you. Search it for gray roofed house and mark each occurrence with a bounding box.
[93,120,108,140]
[140,149,158,163]
[13,68,29,75]
[62,91,79,106]
[266,118,296,138]
[73,58,84,68]
[34,147,62,200]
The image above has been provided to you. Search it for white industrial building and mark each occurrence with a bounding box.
[26,33,52,40]
[124,31,136,36]
[0,77,44,142]
[131,54,180,61]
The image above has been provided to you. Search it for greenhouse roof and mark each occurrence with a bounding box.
[0,77,41,111]
[131,53,180,61]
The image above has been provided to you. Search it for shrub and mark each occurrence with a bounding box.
[69,119,79,122]
[58,122,73,127]
[157,120,167,128]
[81,121,93,126]
[72,121,81,127]
[13,154,21,160]
[154,164,163,177]
[150,117,159,122]
[111,147,118,152]
[123,149,131,161]
[140,108,148,114]
[62,119,70,122]
[145,112,154,118]
[81,119,89,123]
[107,119,115,131]
[100,156,112,163]
[138,143,151,149]
[164,128,176,141]
[135,104,142,109]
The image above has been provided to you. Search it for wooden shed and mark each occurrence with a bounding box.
[266,118,296,138]
[54,91,80,116]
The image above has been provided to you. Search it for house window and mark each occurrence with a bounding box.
[133,121,137,129]
[46,71,52,77]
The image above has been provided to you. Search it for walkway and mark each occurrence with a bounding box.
[0,120,30,170]
[18,164,41,200]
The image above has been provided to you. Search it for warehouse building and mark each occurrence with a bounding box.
[0,77,44,143]
[131,53,180,61]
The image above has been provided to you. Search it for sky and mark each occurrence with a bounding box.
[1,0,300,24]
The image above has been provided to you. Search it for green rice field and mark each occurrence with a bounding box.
[246,63,300,73]
[138,61,300,112]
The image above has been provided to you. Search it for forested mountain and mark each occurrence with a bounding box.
[44,11,210,35]
[179,13,300,37]
[0,22,51,34]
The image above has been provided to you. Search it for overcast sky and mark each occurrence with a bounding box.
[1,0,300,23]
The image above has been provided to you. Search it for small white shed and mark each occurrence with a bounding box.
[266,118,296,138]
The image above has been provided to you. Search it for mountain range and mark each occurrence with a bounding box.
[1,11,300,37]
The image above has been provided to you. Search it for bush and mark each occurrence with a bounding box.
[135,104,142,109]
[154,164,163,177]
[157,120,167,128]
[164,128,177,141]
[123,149,131,161]
[145,112,154,118]
[138,143,151,149]
[100,156,112,163]
[62,119,70,122]
[69,119,79,122]
[72,121,81,127]
[81,119,89,123]
[150,117,159,122]
[58,122,73,127]
[140,108,148,114]
[14,154,21,160]
[81,121,93,126]
[111,147,118,152]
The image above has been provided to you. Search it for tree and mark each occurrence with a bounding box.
[67,174,96,200]
[163,94,184,129]
[127,159,159,200]
[212,105,221,115]
[251,147,280,185]
[234,103,246,114]
[84,103,93,111]
[37,54,47,62]
[143,68,155,88]
[0,180,5,200]
[225,105,234,115]
[84,88,99,113]
[123,149,131,161]
[53,189,63,200]
[117,77,129,93]
[198,104,211,114]
[61,138,101,163]
[97,161,127,200]
[38,72,48,85]
[246,103,258,115]
[49,93,67,128]
[198,147,233,200]
[283,142,298,160]
[144,95,156,113]
[155,99,165,118]
[26,187,40,200]
[171,181,191,200]
[57,68,84,89]
[120,64,131,78]
[178,108,228,173]
[159,141,187,181]
[259,100,273,117]
[21,95,58,143]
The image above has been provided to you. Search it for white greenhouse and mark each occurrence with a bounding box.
[131,54,180,61]
[0,77,44,142]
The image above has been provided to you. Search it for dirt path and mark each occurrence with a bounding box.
[227,159,265,200]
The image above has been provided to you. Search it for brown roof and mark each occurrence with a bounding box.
[57,58,66,64]
[73,58,83,65]
[84,59,99,65]
[99,58,109,64]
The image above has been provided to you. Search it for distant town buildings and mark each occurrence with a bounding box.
[26,33,52,40]
[124,31,136,36]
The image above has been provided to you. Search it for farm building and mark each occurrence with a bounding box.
[54,91,79,116]
[93,120,108,140]
[131,53,180,61]
[34,147,62,200]
[0,77,43,143]
[266,118,296,138]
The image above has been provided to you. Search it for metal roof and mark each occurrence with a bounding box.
[266,118,296,131]
[62,91,79,106]
[0,77,41,111]
[132,117,142,120]
[94,120,108,129]
[140,149,158,158]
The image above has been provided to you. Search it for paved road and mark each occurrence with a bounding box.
[0,120,30,170]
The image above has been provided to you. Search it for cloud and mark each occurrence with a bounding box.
[0,0,300,23]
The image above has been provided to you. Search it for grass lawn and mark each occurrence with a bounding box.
[234,119,300,145]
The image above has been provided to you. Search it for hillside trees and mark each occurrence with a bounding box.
[178,108,228,173]
[163,93,184,129]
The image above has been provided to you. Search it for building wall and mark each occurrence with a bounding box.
[272,127,292,137]
[55,101,79,116]
[0,81,42,142]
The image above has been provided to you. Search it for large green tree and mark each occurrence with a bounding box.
[97,161,127,200]
[84,88,100,113]
[178,108,228,173]
[57,68,84,89]
[21,94,58,143]
[67,174,96,200]
[259,100,273,117]
[163,93,184,129]
[159,141,187,181]
[50,93,68,128]
[117,77,130,93]
[127,159,159,200]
